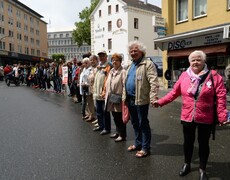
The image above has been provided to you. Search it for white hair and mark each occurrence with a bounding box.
[82,57,90,63]
[127,41,146,55]
[188,50,207,62]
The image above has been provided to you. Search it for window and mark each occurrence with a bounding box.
[37,50,40,56]
[9,30,13,37]
[177,0,188,22]
[18,45,22,53]
[9,43,14,51]
[134,36,139,40]
[134,18,139,29]
[108,21,112,31]
[99,10,102,17]
[228,0,230,9]
[108,5,111,15]
[0,1,4,9]
[116,4,119,12]
[108,39,112,50]
[194,0,207,17]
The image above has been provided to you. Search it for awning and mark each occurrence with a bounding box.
[167,43,229,57]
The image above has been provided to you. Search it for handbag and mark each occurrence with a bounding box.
[210,71,219,140]
[122,101,130,124]
[109,93,122,104]
[108,75,122,104]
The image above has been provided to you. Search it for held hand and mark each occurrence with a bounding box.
[151,101,159,108]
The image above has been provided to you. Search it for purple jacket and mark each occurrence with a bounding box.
[158,70,227,124]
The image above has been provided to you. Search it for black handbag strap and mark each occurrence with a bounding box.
[210,70,218,140]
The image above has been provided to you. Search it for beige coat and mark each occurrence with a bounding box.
[122,57,159,105]
[105,66,126,112]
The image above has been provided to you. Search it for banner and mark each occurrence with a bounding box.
[62,66,68,84]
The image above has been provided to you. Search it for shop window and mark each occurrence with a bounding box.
[177,0,188,22]
[134,18,139,29]
[193,0,207,18]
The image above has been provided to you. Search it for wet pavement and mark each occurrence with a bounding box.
[0,81,229,180]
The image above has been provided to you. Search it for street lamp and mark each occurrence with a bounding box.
[0,35,10,49]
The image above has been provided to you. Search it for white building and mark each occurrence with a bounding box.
[90,0,162,63]
[47,30,91,61]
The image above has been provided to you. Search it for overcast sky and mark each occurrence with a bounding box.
[19,0,161,31]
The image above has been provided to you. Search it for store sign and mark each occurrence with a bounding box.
[152,16,165,27]
[113,28,127,35]
[165,32,228,50]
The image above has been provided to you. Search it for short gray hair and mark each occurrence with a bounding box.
[188,50,207,62]
[128,41,146,55]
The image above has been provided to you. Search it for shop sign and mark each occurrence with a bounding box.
[152,16,165,27]
[165,32,229,50]
[112,28,127,35]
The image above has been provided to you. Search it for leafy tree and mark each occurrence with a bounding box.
[73,0,99,46]
[52,54,65,62]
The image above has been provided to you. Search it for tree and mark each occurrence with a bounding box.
[52,54,65,62]
[72,0,99,46]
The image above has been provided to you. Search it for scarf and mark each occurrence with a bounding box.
[186,64,209,95]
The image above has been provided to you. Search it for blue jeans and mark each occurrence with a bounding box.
[96,100,111,131]
[127,97,151,152]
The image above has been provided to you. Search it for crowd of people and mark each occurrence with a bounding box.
[1,41,230,180]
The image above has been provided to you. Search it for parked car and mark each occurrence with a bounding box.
[146,56,163,77]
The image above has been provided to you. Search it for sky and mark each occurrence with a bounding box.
[19,0,161,32]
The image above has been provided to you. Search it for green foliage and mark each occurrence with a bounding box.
[73,0,100,46]
[52,54,65,62]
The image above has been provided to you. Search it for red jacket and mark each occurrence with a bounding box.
[158,70,227,124]
[4,66,12,75]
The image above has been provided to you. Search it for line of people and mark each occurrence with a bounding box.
[2,41,230,180]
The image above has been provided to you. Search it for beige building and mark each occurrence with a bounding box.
[155,0,230,88]
[0,0,48,66]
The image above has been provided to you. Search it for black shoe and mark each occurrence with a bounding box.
[179,163,191,176]
[199,169,208,180]
[93,127,101,131]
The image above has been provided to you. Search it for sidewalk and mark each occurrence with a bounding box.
[159,88,230,110]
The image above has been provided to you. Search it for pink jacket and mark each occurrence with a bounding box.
[158,70,227,124]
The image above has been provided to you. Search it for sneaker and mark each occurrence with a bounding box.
[100,130,110,135]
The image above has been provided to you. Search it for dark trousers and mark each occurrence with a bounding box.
[96,100,111,131]
[111,111,126,138]
[182,121,212,170]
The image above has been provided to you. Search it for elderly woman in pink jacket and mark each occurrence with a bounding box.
[153,50,228,180]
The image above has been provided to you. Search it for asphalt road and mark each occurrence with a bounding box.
[0,81,229,180]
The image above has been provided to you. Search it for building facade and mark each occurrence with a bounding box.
[155,0,230,88]
[0,0,49,66]
[90,0,162,64]
[47,30,91,61]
